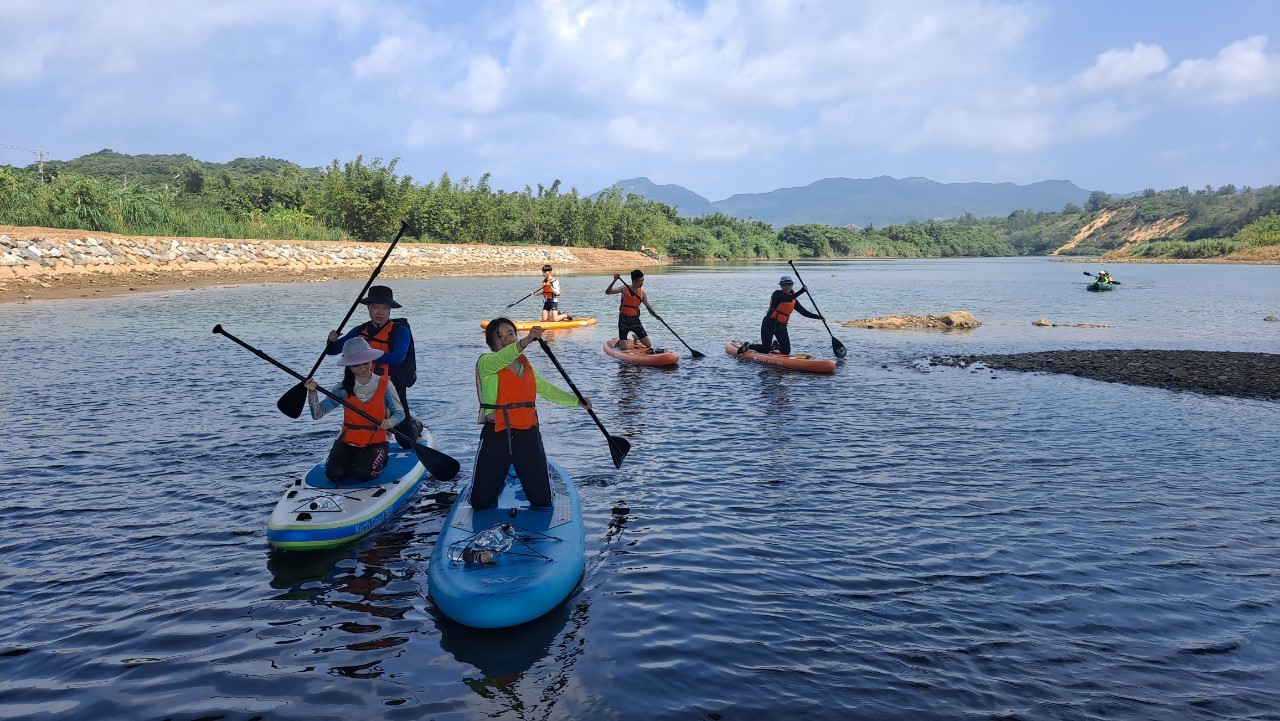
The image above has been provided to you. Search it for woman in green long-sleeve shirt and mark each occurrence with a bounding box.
[472,318,591,509]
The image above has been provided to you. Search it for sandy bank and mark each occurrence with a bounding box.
[0,226,660,304]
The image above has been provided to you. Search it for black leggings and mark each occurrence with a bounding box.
[748,318,791,355]
[325,439,390,482]
[469,424,552,509]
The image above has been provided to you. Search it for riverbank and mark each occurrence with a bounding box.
[0,226,660,303]
[931,349,1280,401]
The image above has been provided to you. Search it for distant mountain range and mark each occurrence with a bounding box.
[602,176,1093,228]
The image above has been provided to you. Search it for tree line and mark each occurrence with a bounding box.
[1,149,1276,260]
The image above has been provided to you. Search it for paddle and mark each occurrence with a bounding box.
[1083,271,1122,285]
[615,276,704,359]
[535,338,630,469]
[275,219,417,419]
[787,260,847,359]
[505,291,537,310]
[214,324,460,482]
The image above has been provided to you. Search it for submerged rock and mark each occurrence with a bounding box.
[1033,318,1113,328]
[843,310,980,330]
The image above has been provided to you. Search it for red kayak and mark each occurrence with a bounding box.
[725,341,837,373]
[604,339,679,367]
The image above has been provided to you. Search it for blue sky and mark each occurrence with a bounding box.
[1,0,1277,201]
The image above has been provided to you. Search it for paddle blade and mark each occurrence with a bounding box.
[1083,271,1094,276]
[416,443,461,482]
[832,337,847,359]
[607,435,631,469]
[276,382,308,418]
[691,349,707,359]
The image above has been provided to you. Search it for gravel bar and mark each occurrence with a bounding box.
[931,349,1280,401]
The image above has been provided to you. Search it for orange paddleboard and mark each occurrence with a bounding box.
[603,339,679,367]
[724,341,837,373]
[480,318,597,331]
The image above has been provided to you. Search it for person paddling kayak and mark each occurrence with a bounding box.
[605,270,663,351]
[324,285,422,449]
[738,275,824,356]
[472,319,591,509]
[304,337,406,483]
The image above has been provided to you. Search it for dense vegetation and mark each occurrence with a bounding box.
[1,149,1276,261]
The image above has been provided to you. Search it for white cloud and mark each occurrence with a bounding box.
[1168,35,1280,103]
[1076,42,1169,91]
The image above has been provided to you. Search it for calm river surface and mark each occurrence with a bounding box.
[2,257,1277,720]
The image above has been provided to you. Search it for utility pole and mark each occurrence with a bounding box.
[0,143,50,182]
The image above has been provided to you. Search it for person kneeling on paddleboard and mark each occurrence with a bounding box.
[473,319,591,509]
[531,265,574,323]
[324,285,422,450]
[739,275,823,356]
[605,269,663,351]
[304,337,406,483]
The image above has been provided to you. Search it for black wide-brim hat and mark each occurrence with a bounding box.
[359,285,402,308]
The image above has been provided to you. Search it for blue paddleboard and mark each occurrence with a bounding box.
[428,460,585,628]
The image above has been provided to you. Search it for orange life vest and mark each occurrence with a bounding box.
[770,297,796,324]
[339,372,391,447]
[359,321,394,376]
[479,355,539,431]
[620,286,642,317]
[542,276,558,300]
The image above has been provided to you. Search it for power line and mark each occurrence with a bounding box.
[0,143,49,182]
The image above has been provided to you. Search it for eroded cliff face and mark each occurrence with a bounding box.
[1051,209,1191,256]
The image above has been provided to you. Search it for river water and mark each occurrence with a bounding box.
[1,258,1277,720]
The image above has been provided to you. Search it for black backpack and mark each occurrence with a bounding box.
[391,318,418,388]
[362,318,417,388]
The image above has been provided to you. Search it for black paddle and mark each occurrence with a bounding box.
[535,338,630,469]
[505,291,537,310]
[215,324,460,482]
[615,276,704,359]
[275,219,417,419]
[1083,271,1121,285]
[787,260,847,359]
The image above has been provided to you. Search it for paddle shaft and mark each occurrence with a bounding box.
[506,292,536,310]
[787,261,845,350]
[615,277,704,357]
[218,325,422,450]
[301,220,413,381]
[536,339,613,441]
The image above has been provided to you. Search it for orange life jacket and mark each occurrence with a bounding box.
[770,297,796,324]
[479,355,539,431]
[542,276,558,300]
[339,372,391,447]
[620,286,642,317]
[359,321,394,376]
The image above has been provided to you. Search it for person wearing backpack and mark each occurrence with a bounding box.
[325,285,423,450]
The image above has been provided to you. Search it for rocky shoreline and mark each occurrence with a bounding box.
[931,349,1280,401]
[0,226,659,303]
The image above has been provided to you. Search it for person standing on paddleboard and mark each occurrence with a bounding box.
[304,337,406,483]
[605,269,663,351]
[324,285,421,450]
[472,319,591,509]
[739,275,824,356]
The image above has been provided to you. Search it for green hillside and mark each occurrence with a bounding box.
[1,150,1275,261]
